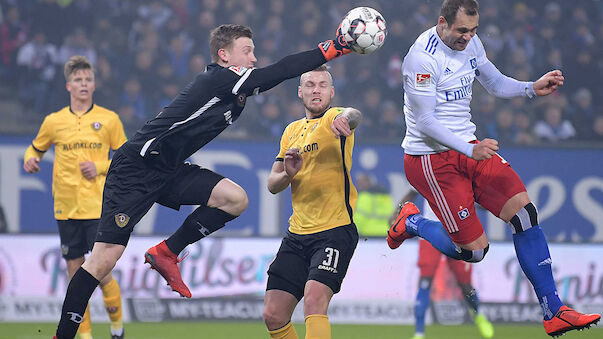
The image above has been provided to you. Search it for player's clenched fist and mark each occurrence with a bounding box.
[471,138,499,161]
[24,157,41,173]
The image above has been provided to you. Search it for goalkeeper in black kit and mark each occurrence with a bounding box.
[54,24,353,339]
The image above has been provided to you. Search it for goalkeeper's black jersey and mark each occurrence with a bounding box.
[122,48,326,172]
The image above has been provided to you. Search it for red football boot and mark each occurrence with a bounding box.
[387,202,420,249]
[543,306,600,337]
[144,240,191,298]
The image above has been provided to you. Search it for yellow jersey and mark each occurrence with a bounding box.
[24,104,127,220]
[276,107,357,234]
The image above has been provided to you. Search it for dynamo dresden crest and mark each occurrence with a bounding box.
[114,213,130,228]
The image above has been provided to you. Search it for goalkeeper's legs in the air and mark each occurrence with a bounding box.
[146,177,245,298]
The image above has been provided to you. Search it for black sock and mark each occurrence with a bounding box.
[165,205,236,255]
[56,267,99,339]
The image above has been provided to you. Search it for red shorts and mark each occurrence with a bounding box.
[404,147,526,244]
[418,239,472,284]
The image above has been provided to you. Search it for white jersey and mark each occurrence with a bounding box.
[401,26,488,155]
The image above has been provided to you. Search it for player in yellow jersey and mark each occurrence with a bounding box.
[262,65,362,339]
[23,55,127,339]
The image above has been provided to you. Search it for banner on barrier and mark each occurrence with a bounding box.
[1,137,603,242]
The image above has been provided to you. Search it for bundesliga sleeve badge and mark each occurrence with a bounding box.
[415,73,431,88]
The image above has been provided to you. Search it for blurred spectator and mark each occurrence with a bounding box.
[57,27,97,66]
[155,80,180,113]
[570,88,595,139]
[480,24,504,63]
[0,5,27,82]
[188,53,207,77]
[253,99,286,141]
[372,100,404,142]
[137,0,172,30]
[16,30,57,115]
[487,106,516,145]
[533,105,576,142]
[117,104,143,138]
[166,34,193,81]
[120,77,148,121]
[132,49,158,95]
[0,0,600,144]
[590,116,603,142]
[512,112,536,145]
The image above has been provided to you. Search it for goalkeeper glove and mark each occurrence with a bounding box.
[319,23,352,61]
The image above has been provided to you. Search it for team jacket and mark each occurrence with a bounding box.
[276,107,357,235]
[121,48,327,172]
[24,104,127,220]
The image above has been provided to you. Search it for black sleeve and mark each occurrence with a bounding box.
[238,48,327,95]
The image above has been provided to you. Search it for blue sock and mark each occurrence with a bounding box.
[513,226,562,320]
[414,277,432,336]
[406,215,461,259]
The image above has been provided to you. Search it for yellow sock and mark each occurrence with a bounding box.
[305,314,330,339]
[77,304,92,339]
[268,321,299,339]
[100,277,123,331]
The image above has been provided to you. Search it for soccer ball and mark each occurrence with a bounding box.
[339,7,387,54]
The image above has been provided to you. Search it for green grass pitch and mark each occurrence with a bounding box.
[2,322,601,339]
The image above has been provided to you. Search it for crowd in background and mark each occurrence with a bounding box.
[0,0,601,145]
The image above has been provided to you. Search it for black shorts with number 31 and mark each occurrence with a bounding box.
[266,224,358,301]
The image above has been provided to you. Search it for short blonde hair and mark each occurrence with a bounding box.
[64,55,94,81]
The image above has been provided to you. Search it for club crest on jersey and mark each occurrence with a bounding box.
[458,208,470,220]
[416,73,431,88]
[228,65,247,76]
[114,213,130,228]
[92,122,102,131]
[469,57,477,69]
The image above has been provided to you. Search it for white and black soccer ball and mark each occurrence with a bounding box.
[340,7,387,54]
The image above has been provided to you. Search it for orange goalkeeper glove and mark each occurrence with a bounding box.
[319,23,352,61]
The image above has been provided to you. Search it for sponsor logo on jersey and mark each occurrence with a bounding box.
[62,142,103,151]
[444,67,453,75]
[416,73,431,87]
[115,213,130,228]
[228,65,247,76]
[300,142,319,154]
[318,264,338,274]
[470,57,477,69]
[458,208,470,220]
[92,122,102,130]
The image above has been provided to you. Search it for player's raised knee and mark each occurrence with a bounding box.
[459,244,489,263]
[228,186,248,216]
[508,202,538,234]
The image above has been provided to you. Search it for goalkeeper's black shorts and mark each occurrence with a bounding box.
[95,148,224,246]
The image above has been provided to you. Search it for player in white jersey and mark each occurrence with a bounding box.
[387,0,600,337]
